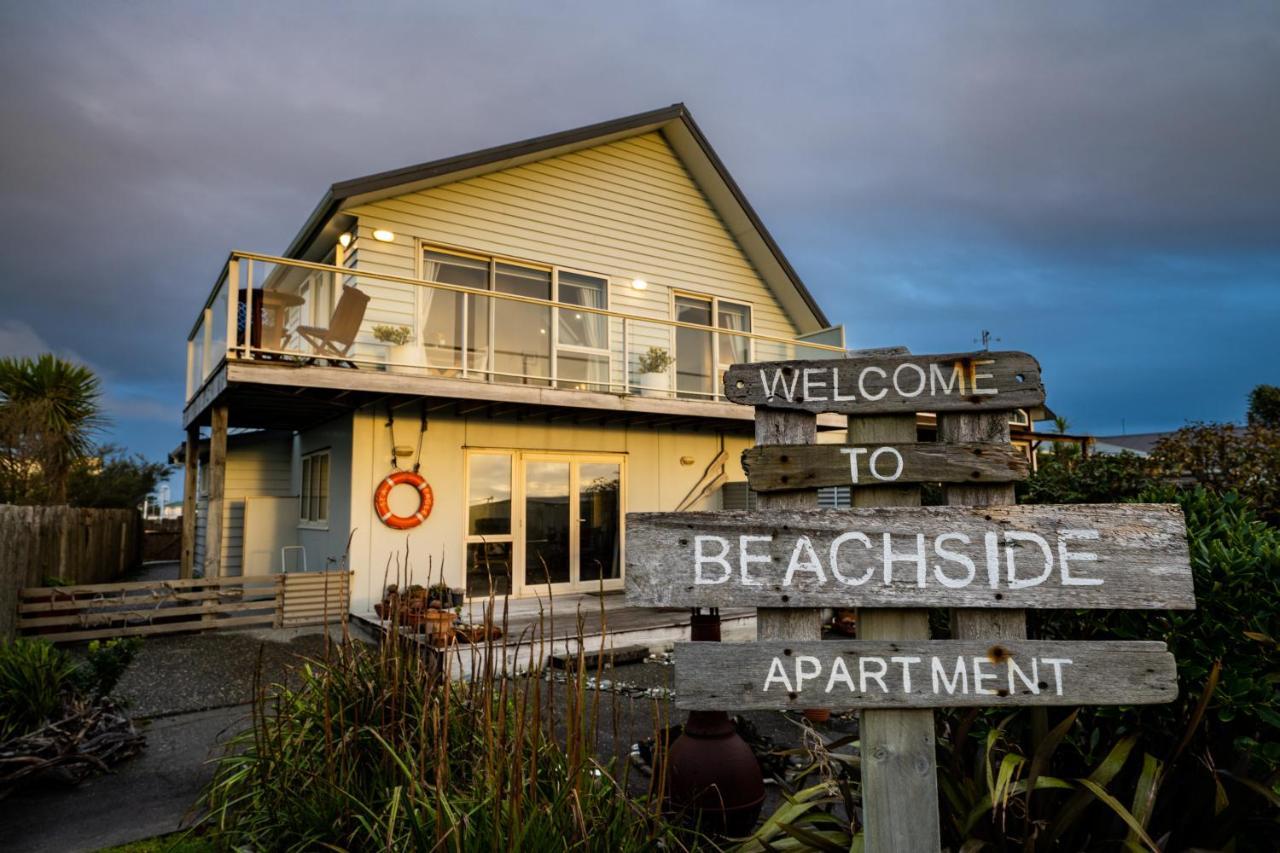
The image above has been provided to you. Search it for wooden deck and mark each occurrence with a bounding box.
[352,591,756,678]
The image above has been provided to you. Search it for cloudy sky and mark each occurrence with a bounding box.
[1,2,1276,494]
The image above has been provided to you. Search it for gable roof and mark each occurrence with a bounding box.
[284,104,831,331]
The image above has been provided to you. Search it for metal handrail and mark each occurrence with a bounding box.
[189,250,847,353]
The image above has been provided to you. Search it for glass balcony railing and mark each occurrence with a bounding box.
[185,252,846,405]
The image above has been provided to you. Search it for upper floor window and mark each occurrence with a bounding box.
[673,293,753,399]
[419,245,610,390]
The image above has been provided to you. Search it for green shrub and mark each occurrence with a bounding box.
[71,637,143,698]
[0,638,79,739]
[1018,450,1158,504]
[1034,488,1280,769]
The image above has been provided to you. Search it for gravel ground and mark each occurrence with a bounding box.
[113,626,349,717]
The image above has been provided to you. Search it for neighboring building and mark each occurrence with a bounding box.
[180,105,847,617]
[1091,432,1171,457]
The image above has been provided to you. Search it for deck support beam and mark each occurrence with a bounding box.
[179,425,200,579]
[202,404,229,579]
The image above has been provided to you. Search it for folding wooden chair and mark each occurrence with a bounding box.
[296,285,370,367]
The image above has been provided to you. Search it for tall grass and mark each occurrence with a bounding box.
[200,553,706,851]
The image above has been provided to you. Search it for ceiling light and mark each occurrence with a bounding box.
[372,229,395,242]
[338,232,352,248]
[631,278,648,290]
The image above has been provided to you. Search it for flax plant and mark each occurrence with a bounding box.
[200,547,706,852]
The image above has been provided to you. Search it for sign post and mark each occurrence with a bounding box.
[625,349,1195,852]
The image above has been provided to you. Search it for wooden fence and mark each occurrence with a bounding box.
[15,570,350,644]
[1,505,144,641]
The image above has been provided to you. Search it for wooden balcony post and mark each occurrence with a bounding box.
[179,425,199,579]
[202,405,229,579]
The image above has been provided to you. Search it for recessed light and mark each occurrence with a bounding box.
[372,229,395,242]
[338,232,352,248]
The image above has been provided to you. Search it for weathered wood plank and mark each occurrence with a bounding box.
[724,350,1044,414]
[847,412,942,853]
[19,599,279,629]
[624,503,1194,609]
[34,613,277,644]
[673,640,1178,709]
[742,441,1029,492]
[752,410,823,647]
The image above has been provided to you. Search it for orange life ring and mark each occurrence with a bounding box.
[374,471,433,530]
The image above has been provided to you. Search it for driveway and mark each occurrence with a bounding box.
[0,626,343,852]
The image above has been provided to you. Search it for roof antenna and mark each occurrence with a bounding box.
[974,330,1001,351]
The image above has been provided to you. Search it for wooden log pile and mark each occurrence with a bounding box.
[0,697,145,796]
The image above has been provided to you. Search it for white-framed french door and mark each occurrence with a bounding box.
[463,448,625,598]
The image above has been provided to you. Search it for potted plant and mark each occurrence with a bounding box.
[373,324,421,368]
[374,583,400,621]
[637,346,674,397]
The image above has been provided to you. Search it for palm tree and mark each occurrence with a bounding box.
[0,354,104,504]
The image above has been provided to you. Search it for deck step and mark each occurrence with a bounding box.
[548,643,650,670]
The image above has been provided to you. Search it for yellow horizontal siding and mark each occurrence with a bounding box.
[347,132,801,340]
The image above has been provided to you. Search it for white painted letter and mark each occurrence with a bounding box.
[830,532,875,586]
[1058,530,1102,586]
[827,656,856,692]
[970,358,998,395]
[984,531,1001,587]
[893,362,927,398]
[795,655,823,691]
[784,536,827,586]
[883,533,927,587]
[869,446,904,482]
[694,536,732,584]
[972,657,997,695]
[858,366,888,401]
[934,533,976,588]
[831,367,857,402]
[1042,658,1073,696]
[859,656,889,693]
[929,362,966,396]
[891,656,922,693]
[1007,657,1040,695]
[739,534,771,587]
[802,368,828,401]
[1005,531,1054,589]
[760,368,801,402]
[763,657,793,692]
[932,656,968,695]
[840,446,868,484]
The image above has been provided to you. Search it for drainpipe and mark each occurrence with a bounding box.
[665,607,766,836]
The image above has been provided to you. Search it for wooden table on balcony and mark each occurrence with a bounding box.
[237,288,306,354]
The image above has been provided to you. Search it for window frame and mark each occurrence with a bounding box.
[462,447,626,599]
[298,449,331,529]
[417,241,614,390]
[669,288,755,400]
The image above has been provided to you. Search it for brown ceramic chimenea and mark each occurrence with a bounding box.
[665,608,766,837]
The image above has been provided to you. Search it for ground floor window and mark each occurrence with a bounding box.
[464,450,623,598]
[300,450,330,525]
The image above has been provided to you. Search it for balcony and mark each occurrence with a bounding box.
[184,252,846,428]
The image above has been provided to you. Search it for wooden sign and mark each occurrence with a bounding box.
[624,503,1195,610]
[723,350,1044,415]
[742,442,1029,492]
[673,640,1177,710]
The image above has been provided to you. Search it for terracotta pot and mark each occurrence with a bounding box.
[802,708,831,723]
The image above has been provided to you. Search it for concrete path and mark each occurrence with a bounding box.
[0,626,340,851]
[0,704,249,852]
